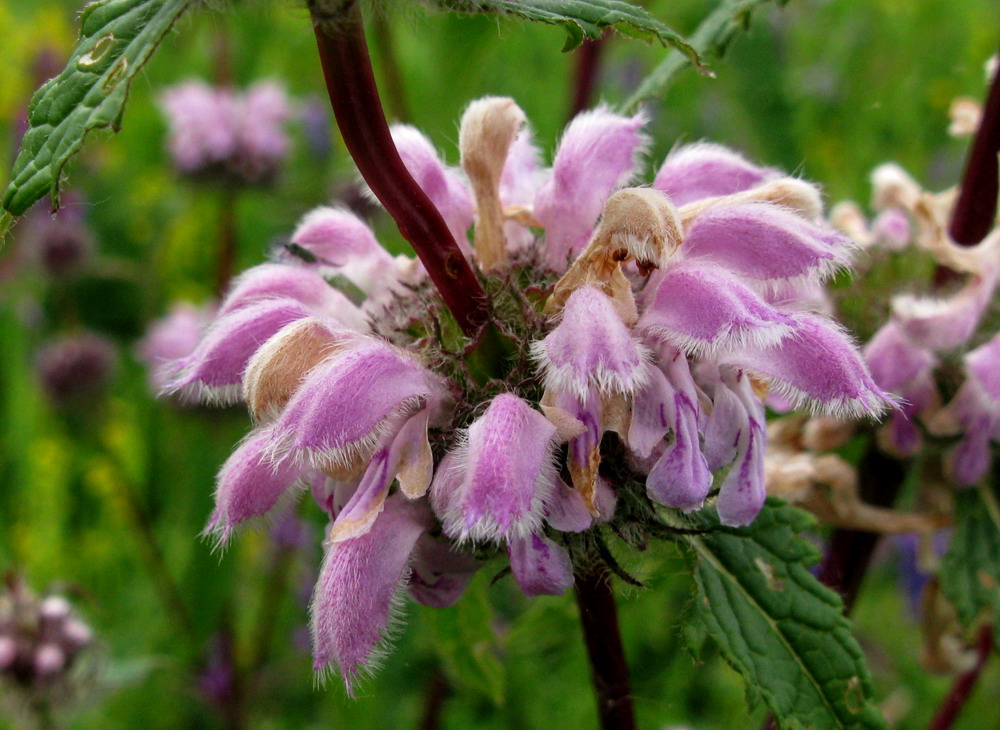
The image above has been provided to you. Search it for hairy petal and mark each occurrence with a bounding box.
[536,108,647,269]
[206,429,305,546]
[508,533,574,598]
[311,496,428,694]
[683,203,851,286]
[653,143,777,206]
[628,362,676,459]
[645,388,712,511]
[164,298,311,404]
[533,285,647,399]
[639,263,794,357]
[723,314,891,418]
[267,339,433,470]
[440,394,558,543]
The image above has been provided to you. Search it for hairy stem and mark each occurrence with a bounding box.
[569,33,608,120]
[927,625,994,730]
[949,49,1000,246]
[574,563,636,730]
[309,2,490,337]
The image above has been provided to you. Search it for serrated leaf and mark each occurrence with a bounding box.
[939,485,1000,643]
[678,499,887,730]
[621,0,784,112]
[420,575,506,706]
[433,0,701,62]
[2,0,195,217]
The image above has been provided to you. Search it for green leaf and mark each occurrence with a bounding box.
[432,0,702,62]
[419,575,506,706]
[620,0,784,112]
[939,484,1000,643]
[2,0,195,217]
[678,499,887,730]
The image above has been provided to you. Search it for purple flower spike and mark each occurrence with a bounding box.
[267,339,435,472]
[289,207,397,295]
[408,535,480,608]
[217,263,366,330]
[206,429,306,547]
[165,298,311,403]
[535,107,647,269]
[311,495,429,694]
[532,285,647,398]
[639,264,794,357]
[653,143,777,206]
[682,203,851,287]
[160,81,237,173]
[436,394,557,542]
[725,314,891,419]
[508,533,575,598]
[390,124,475,255]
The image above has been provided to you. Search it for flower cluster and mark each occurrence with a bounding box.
[159,80,292,185]
[0,577,94,690]
[164,97,888,690]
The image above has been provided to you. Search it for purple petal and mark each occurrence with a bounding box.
[206,429,305,546]
[391,125,474,255]
[638,263,794,356]
[864,321,936,393]
[724,314,891,418]
[963,332,1000,404]
[715,372,767,526]
[508,533,574,598]
[165,298,310,403]
[535,108,647,269]
[891,270,1000,351]
[653,143,777,206]
[267,339,434,469]
[408,535,480,608]
[872,208,911,250]
[311,496,428,693]
[703,378,746,472]
[628,362,676,458]
[441,394,558,542]
[532,285,647,399]
[683,203,851,285]
[645,389,712,511]
[949,424,992,486]
[328,407,433,543]
[289,207,398,295]
[546,477,593,532]
[218,264,365,329]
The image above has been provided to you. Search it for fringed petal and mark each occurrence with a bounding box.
[653,143,777,206]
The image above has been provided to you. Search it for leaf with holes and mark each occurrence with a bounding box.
[621,0,785,112]
[939,485,1000,647]
[677,499,887,729]
[2,0,195,217]
[432,0,701,61]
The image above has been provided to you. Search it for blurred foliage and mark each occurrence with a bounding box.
[0,0,998,727]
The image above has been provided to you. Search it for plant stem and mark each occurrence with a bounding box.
[309,2,490,337]
[574,562,636,730]
[419,668,451,730]
[927,625,994,730]
[949,49,1000,246]
[569,33,608,120]
[818,444,906,613]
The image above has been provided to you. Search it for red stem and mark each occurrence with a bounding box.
[574,563,636,730]
[569,33,609,120]
[949,53,1000,246]
[927,625,994,730]
[310,3,490,337]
